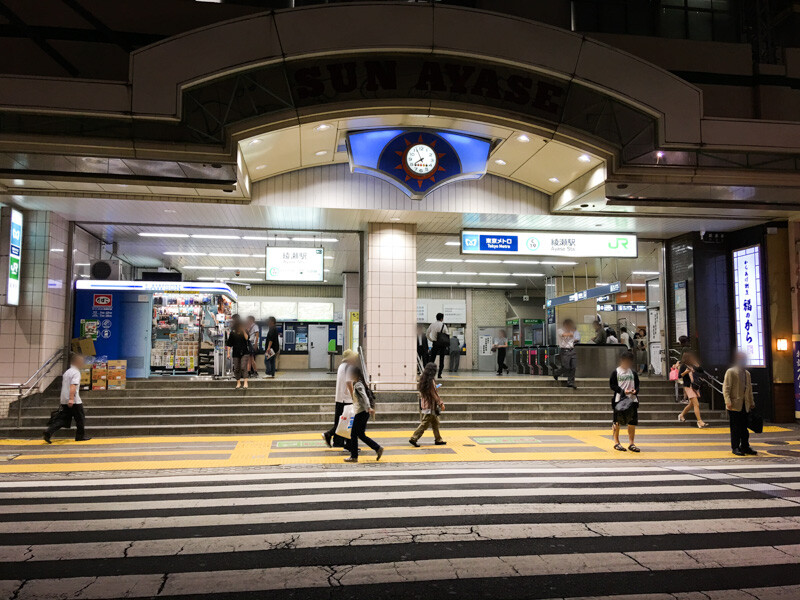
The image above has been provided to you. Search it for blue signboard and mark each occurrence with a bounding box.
[462,230,637,258]
[597,303,647,312]
[794,341,800,419]
[546,282,623,308]
[348,129,490,199]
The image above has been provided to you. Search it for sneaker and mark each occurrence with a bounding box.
[43,432,52,444]
[344,456,358,463]
[434,440,447,445]
[375,447,384,461]
[323,433,332,448]
[409,439,420,447]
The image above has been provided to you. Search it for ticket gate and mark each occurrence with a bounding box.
[529,346,540,375]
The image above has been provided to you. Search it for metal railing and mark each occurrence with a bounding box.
[667,348,757,411]
[0,348,65,427]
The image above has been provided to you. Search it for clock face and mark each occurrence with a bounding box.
[405,144,438,175]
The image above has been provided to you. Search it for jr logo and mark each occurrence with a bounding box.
[608,237,629,250]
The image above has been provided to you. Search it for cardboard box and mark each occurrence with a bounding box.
[70,338,96,357]
[92,368,107,380]
[108,360,127,368]
[91,380,107,391]
[108,372,126,382]
[107,381,126,390]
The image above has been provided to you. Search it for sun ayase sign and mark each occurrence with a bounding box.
[732,245,765,367]
[461,231,637,258]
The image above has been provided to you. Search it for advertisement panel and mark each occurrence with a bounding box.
[266,247,324,282]
[732,245,765,367]
[7,209,22,306]
[462,230,637,258]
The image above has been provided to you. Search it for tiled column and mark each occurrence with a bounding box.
[363,223,416,390]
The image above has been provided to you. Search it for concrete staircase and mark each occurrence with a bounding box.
[0,376,728,438]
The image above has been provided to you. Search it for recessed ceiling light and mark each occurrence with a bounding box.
[494,159,507,166]
[446,271,477,276]
[75,263,89,266]
[479,272,506,276]
[255,165,267,170]
[429,281,453,285]
[50,248,64,253]
[314,124,332,132]
[242,236,272,241]
[248,139,262,146]
[578,154,591,163]
[190,234,241,240]
[390,217,401,222]
[314,150,328,156]
[490,282,517,286]
[503,260,540,265]
[460,282,488,286]
[139,233,189,238]
[511,273,546,277]
[516,134,530,143]
[163,209,177,214]
[540,260,578,265]
[548,177,560,183]
[208,253,251,257]
[417,281,428,285]
[417,271,443,275]
[426,258,463,263]
[656,151,664,158]
[465,259,502,264]
[444,241,460,246]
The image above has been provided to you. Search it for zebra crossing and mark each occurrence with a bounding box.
[2,464,800,599]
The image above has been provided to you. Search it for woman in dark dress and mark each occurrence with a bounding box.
[226,314,251,389]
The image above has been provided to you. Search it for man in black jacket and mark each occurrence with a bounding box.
[263,316,280,378]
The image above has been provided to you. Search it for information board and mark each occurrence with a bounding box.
[462,230,637,258]
[266,247,324,282]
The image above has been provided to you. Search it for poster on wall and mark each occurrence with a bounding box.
[647,307,660,344]
[732,245,765,367]
[479,335,493,356]
[416,301,428,323]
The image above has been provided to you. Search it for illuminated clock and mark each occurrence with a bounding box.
[405,144,437,175]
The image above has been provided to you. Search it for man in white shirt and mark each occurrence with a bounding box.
[426,312,449,378]
[323,349,359,448]
[44,354,91,443]
[246,316,259,377]
[553,318,580,389]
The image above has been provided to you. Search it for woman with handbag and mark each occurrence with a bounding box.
[610,351,640,452]
[677,351,708,428]
[409,362,446,447]
[344,366,383,463]
[225,314,251,389]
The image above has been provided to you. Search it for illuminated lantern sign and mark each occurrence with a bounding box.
[732,245,765,367]
[348,129,490,199]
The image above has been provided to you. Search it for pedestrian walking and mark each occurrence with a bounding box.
[492,329,510,376]
[409,362,446,447]
[226,314,250,389]
[43,353,92,443]
[416,324,429,371]
[723,351,757,456]
[263,316,280,378]
[677,350,708,428]
[610,351,640,452]
[344,366,383,463]
[246,315,259,377]
[448,335,461,373]
[323,348,358,449]
[553,318,579,388]
[426,313,449,378]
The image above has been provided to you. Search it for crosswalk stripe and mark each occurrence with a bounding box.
[1,497,793,534]
[0,473,705,500]
[539,584,800,600]
[3,515,800,563]
[0,483,745,515]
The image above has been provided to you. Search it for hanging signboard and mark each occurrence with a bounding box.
[545,282,623,308]
[462,230,637,258]
[596,303,647,312]
[266,247,324,282]
[732,245,765,367]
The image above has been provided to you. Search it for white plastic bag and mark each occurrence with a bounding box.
[335,404,355,439]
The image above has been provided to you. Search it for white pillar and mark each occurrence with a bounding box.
[363,223,416,390]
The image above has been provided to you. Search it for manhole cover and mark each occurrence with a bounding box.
[765,449,800,458]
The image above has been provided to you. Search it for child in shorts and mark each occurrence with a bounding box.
[610,351,640,452]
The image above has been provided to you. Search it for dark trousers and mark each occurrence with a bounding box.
[433,343,447,377]
[557,348,577,385]
[449,351,460,372]
[728,406,750,451]
[265,354,276,376]
[349,410,380,458]
[45,404,86,440]
[497,347,508,375]
[417,347,429,366]
[325,401,350,448]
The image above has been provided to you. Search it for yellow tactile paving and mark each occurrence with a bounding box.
[0,426,794,473]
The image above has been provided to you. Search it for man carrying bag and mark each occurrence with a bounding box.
[722,351,757,456]
[426,312,449,379]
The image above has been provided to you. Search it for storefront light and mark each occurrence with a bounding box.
[777,338,789,352]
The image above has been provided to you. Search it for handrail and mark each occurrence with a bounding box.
[0,347,65,427]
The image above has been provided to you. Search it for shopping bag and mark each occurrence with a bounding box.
[668,364,680,381]
[335,404,355,439]
[747,407,763,434]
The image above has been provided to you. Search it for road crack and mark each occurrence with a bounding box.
[156,573,169,596]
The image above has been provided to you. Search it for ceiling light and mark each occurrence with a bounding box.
[494,159,507,166]
[429,281,453,285]
[595,282,609,286]
[197,277,219,281]
[50,248,64,252]
[228,278,262,282]
[460,282,488,286]
[503,260,540,265]
[426,258,463,263]
[273,237,290,241]
[540,260,578,265]
[447,271,477,276]
[390,217,401,222]
[242,236,274,241]
[208,253,251,257]
[548,177,560,183]
[632,271,660,275]
[578,154,591,163]
[139,232,189,238]
[12,179,25,186]
[292,237,338,242]
[417,281,428,285]
[444,241,460,246]
[184,266,220,270]
[479,272,506,276]
[324,256,334,261]
[248,139,262,146]
[656,151,664,158]
[626,283,646,287]
[164,251,207,256]
[255,165,267,170]
[75,263,89,267]
[417,271,442,275]
[511,273,545,277]
[164,209,177,214]
[465,259,502,264]
[516,134,530,143]
[314,124,332,132]
[314,150,328,156]
[489,282,517,286]
[190,234,241,240]
[324,269,330,273]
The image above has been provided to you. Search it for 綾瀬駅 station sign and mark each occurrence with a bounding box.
[461,231,637,259]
